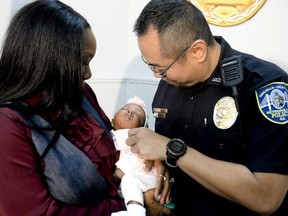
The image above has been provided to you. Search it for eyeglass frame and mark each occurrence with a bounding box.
[141,34,201,76]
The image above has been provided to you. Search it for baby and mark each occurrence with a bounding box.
[111,96,174,216]
[111,95,148,130]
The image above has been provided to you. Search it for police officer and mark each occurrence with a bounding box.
[126,0,288,215]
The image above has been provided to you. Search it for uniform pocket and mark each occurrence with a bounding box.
[198,125,243,162]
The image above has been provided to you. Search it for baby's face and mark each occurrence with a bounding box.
[112,103,145,130]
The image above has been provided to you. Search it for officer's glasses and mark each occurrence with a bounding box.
[141,34,200,76]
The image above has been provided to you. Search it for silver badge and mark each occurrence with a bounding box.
[213,96,238,129]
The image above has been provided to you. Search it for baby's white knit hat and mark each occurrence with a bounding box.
[127,95,148,128]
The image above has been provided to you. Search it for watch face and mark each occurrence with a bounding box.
[168,139,187,155]
[166,139,187,168]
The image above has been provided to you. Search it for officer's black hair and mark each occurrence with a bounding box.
[133,0,214,58]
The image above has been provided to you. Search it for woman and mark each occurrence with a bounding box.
[0,1,168,215]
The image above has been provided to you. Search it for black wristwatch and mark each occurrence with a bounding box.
[165,138,187,168]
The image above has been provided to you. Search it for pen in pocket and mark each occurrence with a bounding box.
[203,118,207,127]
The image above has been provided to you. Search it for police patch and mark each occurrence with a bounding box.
[255,82,288,124]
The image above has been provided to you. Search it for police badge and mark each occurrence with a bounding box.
[213,96,238,129]
[255,82,288,124]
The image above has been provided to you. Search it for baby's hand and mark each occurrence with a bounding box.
[114,168,124,180]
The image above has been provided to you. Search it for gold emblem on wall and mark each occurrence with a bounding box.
[189,0,266,26]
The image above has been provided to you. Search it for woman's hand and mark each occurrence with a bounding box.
[144,189,171,216]
[144,160,171,205]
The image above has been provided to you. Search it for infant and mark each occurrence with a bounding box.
[111,96,156,216]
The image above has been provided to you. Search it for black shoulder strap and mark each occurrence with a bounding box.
[82,96,112,138]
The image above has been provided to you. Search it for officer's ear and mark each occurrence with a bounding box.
[189,39,207,63]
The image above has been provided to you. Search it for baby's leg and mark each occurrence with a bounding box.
[111,204,146,216]
[112,171,158,216]
[118,173,146,216]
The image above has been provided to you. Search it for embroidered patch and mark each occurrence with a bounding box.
[213,96,238,129]
[255,82,288,124]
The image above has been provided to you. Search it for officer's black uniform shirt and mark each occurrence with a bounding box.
[152,37,288,215]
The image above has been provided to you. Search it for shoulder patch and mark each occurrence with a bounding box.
[255,82,288,124]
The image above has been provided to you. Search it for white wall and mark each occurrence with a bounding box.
[209,1,288,71]
[0,0,287,129]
